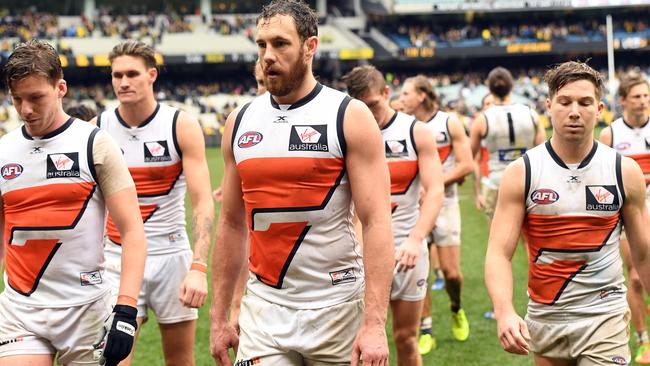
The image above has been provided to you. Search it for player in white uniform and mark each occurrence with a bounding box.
[93,40,214,366]
[486,61,650,365]
[400,75,473,351]
[599,71,650,364]
[343,65,444,366]
[471,67,545,219]
[0,40,145,366]
[209,1,394,365]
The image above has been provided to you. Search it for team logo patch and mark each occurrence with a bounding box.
[30,146,43,154]
[80,270,102,286]
[289,125,328,152]
[238,131,263,148]
[46,153,80,178]
[436,131,449,144]
[417,279,427,287]
[611,356,627,365]
[329,268,356,285]
[144,141,172,162]
[498,147,527,162]
[531,189,559,204]
[586,185,620,211]
[1,163,23,180]
[385,140,408,157]
[615,142,631,151]
[235,357,261,366]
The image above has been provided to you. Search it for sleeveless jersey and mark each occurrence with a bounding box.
[523,141,626,320]
[0,119,108,307]
[382,112,420,245]
[483,103,537,188]
[232,83,363,309]
[425,110,457,203]
[99,103,188,256]
[610,117,650,199]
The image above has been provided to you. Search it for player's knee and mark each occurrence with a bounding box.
[442,269,462,283]
[393,326,418,349]
[630,275,644,293]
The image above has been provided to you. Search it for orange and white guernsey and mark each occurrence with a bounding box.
[523,141,626,320]
[0,119,108,307]
[610,117,650,195]
[99,103,187,255]
[382,111,420,244]
[425,111,457,204]
[483,104,537,188]
[232,83,363,309]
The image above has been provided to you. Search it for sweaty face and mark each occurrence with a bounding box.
[621,83,650,121]
[111,55,156,105]
[10,75,66,137]
[256,15,308,98]
[399,81,423,115]
[547,79,603,143]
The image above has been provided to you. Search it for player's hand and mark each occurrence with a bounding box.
[394,236,421,272]
[351,323,388,366]
[212,187,223,202]
[93,304,138,366]
[475,193,485,210]
[495,311,530,355]
[179,270,208,308]
[210,320,239,366]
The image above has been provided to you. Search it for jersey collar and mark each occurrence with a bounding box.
[116,103,160,129]
[269,83,323,111]
[22,117,75,140]
[545,139,598,170]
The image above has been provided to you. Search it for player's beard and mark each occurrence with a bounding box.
[266,51,308,98]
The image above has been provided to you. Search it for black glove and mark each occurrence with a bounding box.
[93,304,138,366]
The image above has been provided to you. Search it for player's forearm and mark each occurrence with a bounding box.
[485,250,516,317]
[410,189,443,242]
[190,202,215,264]
[361,223,393,326]
[210,219,247,323]
[118,229,147,302]
[443,162,472,187]
[230,248,249,317]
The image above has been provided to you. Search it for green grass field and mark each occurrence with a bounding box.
[2,138,642,365]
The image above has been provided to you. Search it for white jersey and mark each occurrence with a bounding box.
[0,119,108,307]
[232,83,363,309]
[425,110,457,204]
[99,103,188,256]
[610,117,650,201]
[483,103,537,188]
[382,112,419,245]
[523,141,626,320]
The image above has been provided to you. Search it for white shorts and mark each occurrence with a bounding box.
[104,249,197,324]
[390,240,429,301]
[0,291,112,365]
[525,310,630,365]
[430,202,461,246]
[236,292,364,365]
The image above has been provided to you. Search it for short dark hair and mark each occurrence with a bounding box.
[109,40,157,69]
[487,67,513,99]
[257,0,318,43]
[618,70,649,99]
[342,65,386,99]
[404,74,438,111]
[3,39,63,89]
[544,61,604,100]
[65,103,96,121]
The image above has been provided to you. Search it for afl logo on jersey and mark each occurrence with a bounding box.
[1,163,23,180]
[615,142,631,151]
[238,131,263,148]
[531,189,559,204]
